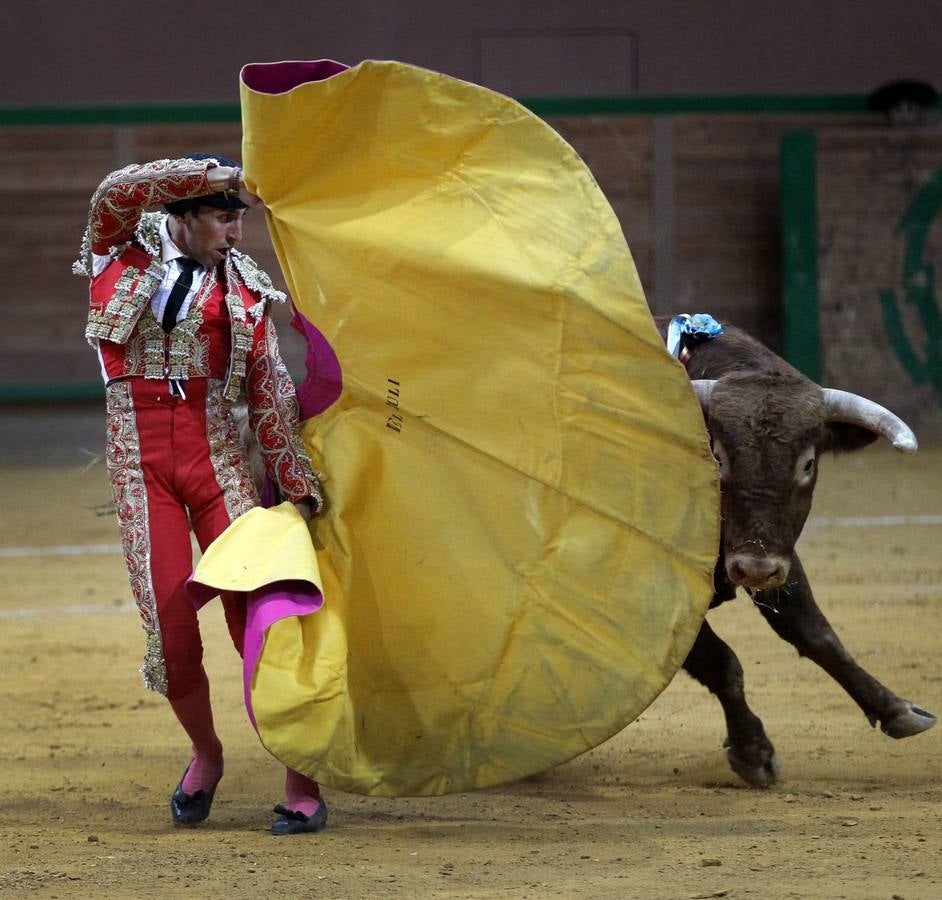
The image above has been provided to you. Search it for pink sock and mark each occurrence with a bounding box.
[179,741,224,795]
[168,673,224,795]
[283,767,321,817]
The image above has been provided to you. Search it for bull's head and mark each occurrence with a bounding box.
[691,373,917,592]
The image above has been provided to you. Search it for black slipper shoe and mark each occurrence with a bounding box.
[170,764,223,826]
[271,800,329,835]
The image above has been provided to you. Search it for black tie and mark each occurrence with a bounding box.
[161,259,200,333]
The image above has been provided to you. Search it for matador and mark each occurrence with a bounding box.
[75,153,328,835]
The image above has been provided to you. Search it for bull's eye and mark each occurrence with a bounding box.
[795,447,816,487]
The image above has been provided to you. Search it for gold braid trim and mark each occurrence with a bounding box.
[224,283,256,401]
[248,317,323,506]
[205,380,260,520]
[74,212,173,278]
[167,267,215,379]
[104,381,168,696]
[231,250,287,304]
[72,227,92,277]
[85,258,166,345]
[135,213,163,257]
[222,251,286,398]
[124,313,167,379]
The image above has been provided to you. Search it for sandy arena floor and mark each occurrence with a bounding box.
[0,441,939,899]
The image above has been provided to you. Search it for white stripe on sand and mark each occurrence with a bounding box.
[0,514,940,560]
[806,514,942,528]
[0,543,123,558]
[0,602,137,619]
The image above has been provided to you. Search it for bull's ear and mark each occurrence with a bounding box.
[823,422,880,454]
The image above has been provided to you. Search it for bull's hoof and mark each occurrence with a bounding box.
[880,701,937,739]
[723,738,781,788]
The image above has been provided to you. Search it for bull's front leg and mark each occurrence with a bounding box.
[682,619,780,787]
[752,553,936,739]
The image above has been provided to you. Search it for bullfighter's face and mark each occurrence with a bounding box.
[169,206,246,269]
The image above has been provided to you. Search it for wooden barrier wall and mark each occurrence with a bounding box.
[813,128,942,439]
[0,111,876,395]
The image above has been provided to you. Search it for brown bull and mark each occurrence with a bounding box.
[657,317,936,787]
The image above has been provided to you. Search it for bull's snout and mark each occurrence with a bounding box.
[726,553,790,590]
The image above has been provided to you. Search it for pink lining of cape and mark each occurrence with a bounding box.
[188,575,322,731]
[243,581,323,729]
[241,59,349,95]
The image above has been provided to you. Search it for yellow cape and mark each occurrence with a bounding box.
[238,59,719,796]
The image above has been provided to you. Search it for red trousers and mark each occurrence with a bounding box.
[106,377,260,699]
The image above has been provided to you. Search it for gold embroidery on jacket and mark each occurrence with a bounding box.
[124,314,167,379]
[72,227,92,277]
[74,213,169,278]
[122,264,215,380]
[85,259,165,344]
[135,213,163,258]
[167,311,210,379]
[224,283,255,401]
[166,267,215,379]
[247,317,320,503]
[231,250,287,303]
[205,380,260,520]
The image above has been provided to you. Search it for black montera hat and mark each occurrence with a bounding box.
[164,152,248,215]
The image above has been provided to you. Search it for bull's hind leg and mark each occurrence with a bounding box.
[683,620,780,787]
[752,553,936,739]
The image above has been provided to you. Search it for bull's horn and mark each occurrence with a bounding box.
[690,380,716,411]
[821,388,918,452]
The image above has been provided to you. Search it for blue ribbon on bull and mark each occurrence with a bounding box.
[666,313,724,361]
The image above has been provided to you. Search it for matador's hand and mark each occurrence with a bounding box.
[293,499,315,522]
[293,486,327,522]
[206,164,263,208]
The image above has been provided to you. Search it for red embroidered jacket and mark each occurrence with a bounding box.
[76,158,322,508]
